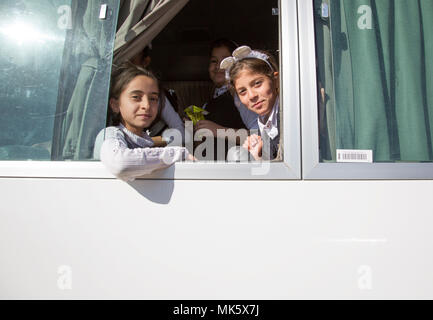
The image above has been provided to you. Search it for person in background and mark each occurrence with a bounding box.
[194,39,259,160]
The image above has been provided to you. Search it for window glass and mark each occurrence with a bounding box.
[0,0,119,161]
[150,0,282,163]
[315,0,433,163]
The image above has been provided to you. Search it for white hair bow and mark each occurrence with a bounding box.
[219,45,273,80]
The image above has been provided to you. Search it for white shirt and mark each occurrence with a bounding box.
[98,124,188,181]
[258,97,279,139]
[213,85,229,99]
[161,96,185,142]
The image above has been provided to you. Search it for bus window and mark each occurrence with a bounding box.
[315,0,433,163]
[0,0,119,161]
[150,0,282,162]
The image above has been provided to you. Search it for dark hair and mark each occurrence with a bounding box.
[130,46,151,67]
[108,62,164,126]
[209,38,238,56]
[228,50,279,89]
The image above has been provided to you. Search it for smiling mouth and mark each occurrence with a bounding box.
[253,101,265,109]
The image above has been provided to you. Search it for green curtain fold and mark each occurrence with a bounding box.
[316,0,433,162]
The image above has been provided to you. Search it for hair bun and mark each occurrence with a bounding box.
[232,46,253,59]
[220,56,235,70]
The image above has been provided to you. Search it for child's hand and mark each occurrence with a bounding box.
[194,120,226,137]
[186,153,197,161]
[242,134,263,161]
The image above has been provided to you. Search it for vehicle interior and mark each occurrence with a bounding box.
[150,0,280,112]
[0,0,280,161]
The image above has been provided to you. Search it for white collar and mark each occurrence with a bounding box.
[119,123,154,147]
[213,85,229,99]
[257,97,279,139]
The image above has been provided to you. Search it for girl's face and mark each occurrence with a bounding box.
[234,69,279,118]
[208,46,231,88]
[110,75,159,136]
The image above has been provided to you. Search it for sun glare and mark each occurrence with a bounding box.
[0,21,59,45]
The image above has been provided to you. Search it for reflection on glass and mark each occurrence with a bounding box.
[0,0,69,160]
[0,0,119,161]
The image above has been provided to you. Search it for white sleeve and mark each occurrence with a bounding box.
[100,133,189,181]
[161,96,185,142]
[93,128,105,160]
[233,95,259,130]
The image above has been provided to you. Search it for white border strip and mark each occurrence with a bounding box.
[280,0,301,178]
[0,161,296,180]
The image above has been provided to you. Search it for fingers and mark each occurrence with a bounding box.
[242,138,250,150]
[249,134,260,140]
[194,120,209,131]
[242,135,252,149]
[250,136,258,148]
[186,153,196,161]
[257,136,263,148]
[194,120,224,137]
[242,135,262,151]
[249,134,261,148]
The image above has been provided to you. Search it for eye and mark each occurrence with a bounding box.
[254,80,263,87]
[149,96,159,103]
[237,89,246,96]
[131,95,140,101]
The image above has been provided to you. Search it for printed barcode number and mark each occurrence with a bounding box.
[338,153,367,160]
[336,149,373,163]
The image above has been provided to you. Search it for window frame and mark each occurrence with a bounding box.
[0,0,301,180]
[299,0,433,180]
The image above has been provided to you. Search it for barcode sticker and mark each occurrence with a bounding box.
[336,149,373,163]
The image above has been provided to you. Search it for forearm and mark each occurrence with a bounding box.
[100,139,188,181]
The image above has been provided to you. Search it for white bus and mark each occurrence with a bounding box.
[1,0,432,299]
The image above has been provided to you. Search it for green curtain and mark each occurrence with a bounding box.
[316,0,433,162]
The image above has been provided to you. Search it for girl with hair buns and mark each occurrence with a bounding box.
[221,46,280,160]
[194,39,258,160]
